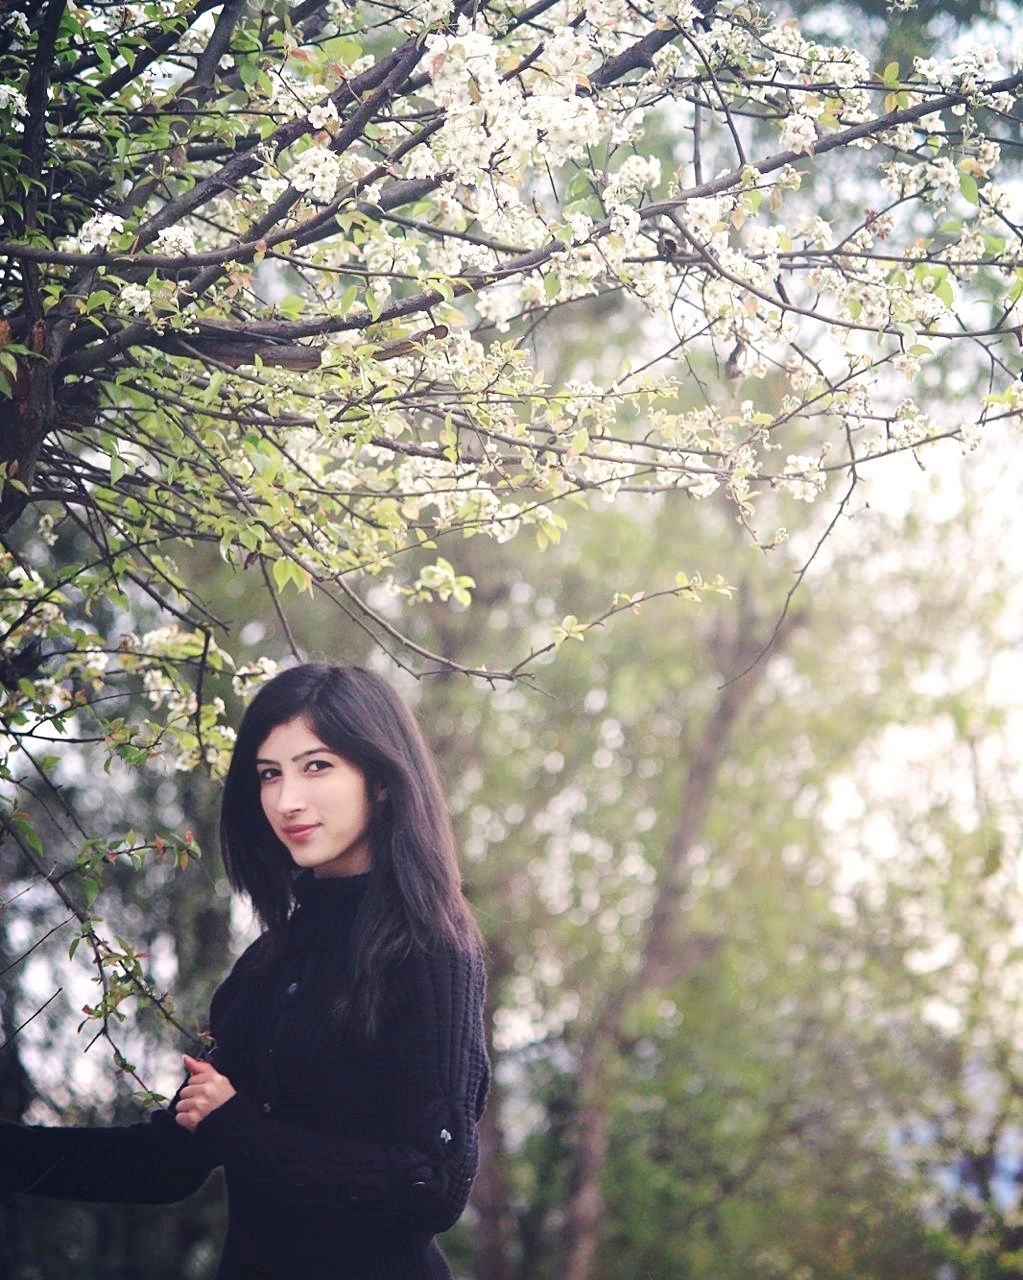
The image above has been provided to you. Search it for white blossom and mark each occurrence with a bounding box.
[2,12,30,41]
[404,145,439,180]
[0,85,27,116]
[399,0,455,29]
[892,351,921,380]
[566,211,594,244]
[36,513,58,547]
[288,145,342,203]
[424,21,503,108]
[119,283,152,314]
[308,99,339,130]
[604,155,661,208]
[778,455,826,502]
[926,156,961,204]
[539,26,598,86]
[688,472,721,499]
[152,225,197,256]
[71,212,125,252]
[780,114,817,154]
[816,50,869,89]
[232,657,279,697]
[269,69,323,120]
[258,175,290,203]
[535,96,601,165]
[891,399,932,446]
[659,0,698,18]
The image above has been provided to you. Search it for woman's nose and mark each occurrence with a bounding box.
[274,773,305,814]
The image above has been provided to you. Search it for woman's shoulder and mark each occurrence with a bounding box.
[388,936,487,1008]
[209,930,274,1006]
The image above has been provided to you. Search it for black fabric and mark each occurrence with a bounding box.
[0,872,490,1279]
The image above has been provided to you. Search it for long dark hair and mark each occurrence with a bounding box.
[220,663,481,1036]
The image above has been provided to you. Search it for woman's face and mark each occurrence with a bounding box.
[256,715,375,878]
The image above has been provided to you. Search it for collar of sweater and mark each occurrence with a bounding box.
[288,868,371,950]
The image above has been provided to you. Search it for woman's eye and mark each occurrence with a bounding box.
[257,768,279,784]
[306,759,331,773]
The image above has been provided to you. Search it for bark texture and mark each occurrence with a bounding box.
[559,599,802,1280]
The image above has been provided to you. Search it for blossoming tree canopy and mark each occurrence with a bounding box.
[1,0,1023,718]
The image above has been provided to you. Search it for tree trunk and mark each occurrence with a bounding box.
[473,1068,514,1280]
[559,600,802,1280]
[471,934,514,1280]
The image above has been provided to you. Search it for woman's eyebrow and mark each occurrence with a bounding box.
[291,746,338,761]
[254,745,338,765]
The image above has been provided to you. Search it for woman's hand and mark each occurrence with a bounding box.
[174,1054,237,1133]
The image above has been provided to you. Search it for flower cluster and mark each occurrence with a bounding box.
[118,283,152,315]
[288,144,342,203]
[268,69,326,120]
[780,114,817,155]
[914,47,1001,94]
[0,10,30,41]
[2,0,1018,737]
[1,566,66,638]
[68,212,124,252]
[419,18,602,189]
[152,225,197,257]
[398,0,455,31]
[0,84,27,117]
[777,454,827,503]
[308,99,339,131]
[232,657,279,698]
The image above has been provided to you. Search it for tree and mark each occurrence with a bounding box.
[3,0,1022,971]
[403,467,1022,1280]
[3,0,1022,669]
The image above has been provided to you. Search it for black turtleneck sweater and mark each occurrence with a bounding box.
[0,873,490,1280]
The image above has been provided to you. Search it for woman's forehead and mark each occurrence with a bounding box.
[256,715,328,760]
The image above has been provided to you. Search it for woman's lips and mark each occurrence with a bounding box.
[282,824,319,840]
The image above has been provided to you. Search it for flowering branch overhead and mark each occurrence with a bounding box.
[1,0,1022,837]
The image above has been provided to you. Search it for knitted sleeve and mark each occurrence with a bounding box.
[0,1095,221,1206]
[0,936,266,1209]
[199,944,489,1233]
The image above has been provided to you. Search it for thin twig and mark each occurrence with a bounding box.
[0,916,74,978]
[0,988,63,1053]
[723,471,858,687]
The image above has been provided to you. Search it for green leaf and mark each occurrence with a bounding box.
[959,172,979,205]
[272,557,313,595]
[553,614,586,649]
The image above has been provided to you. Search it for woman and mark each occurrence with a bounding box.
[1,663,490,1280]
